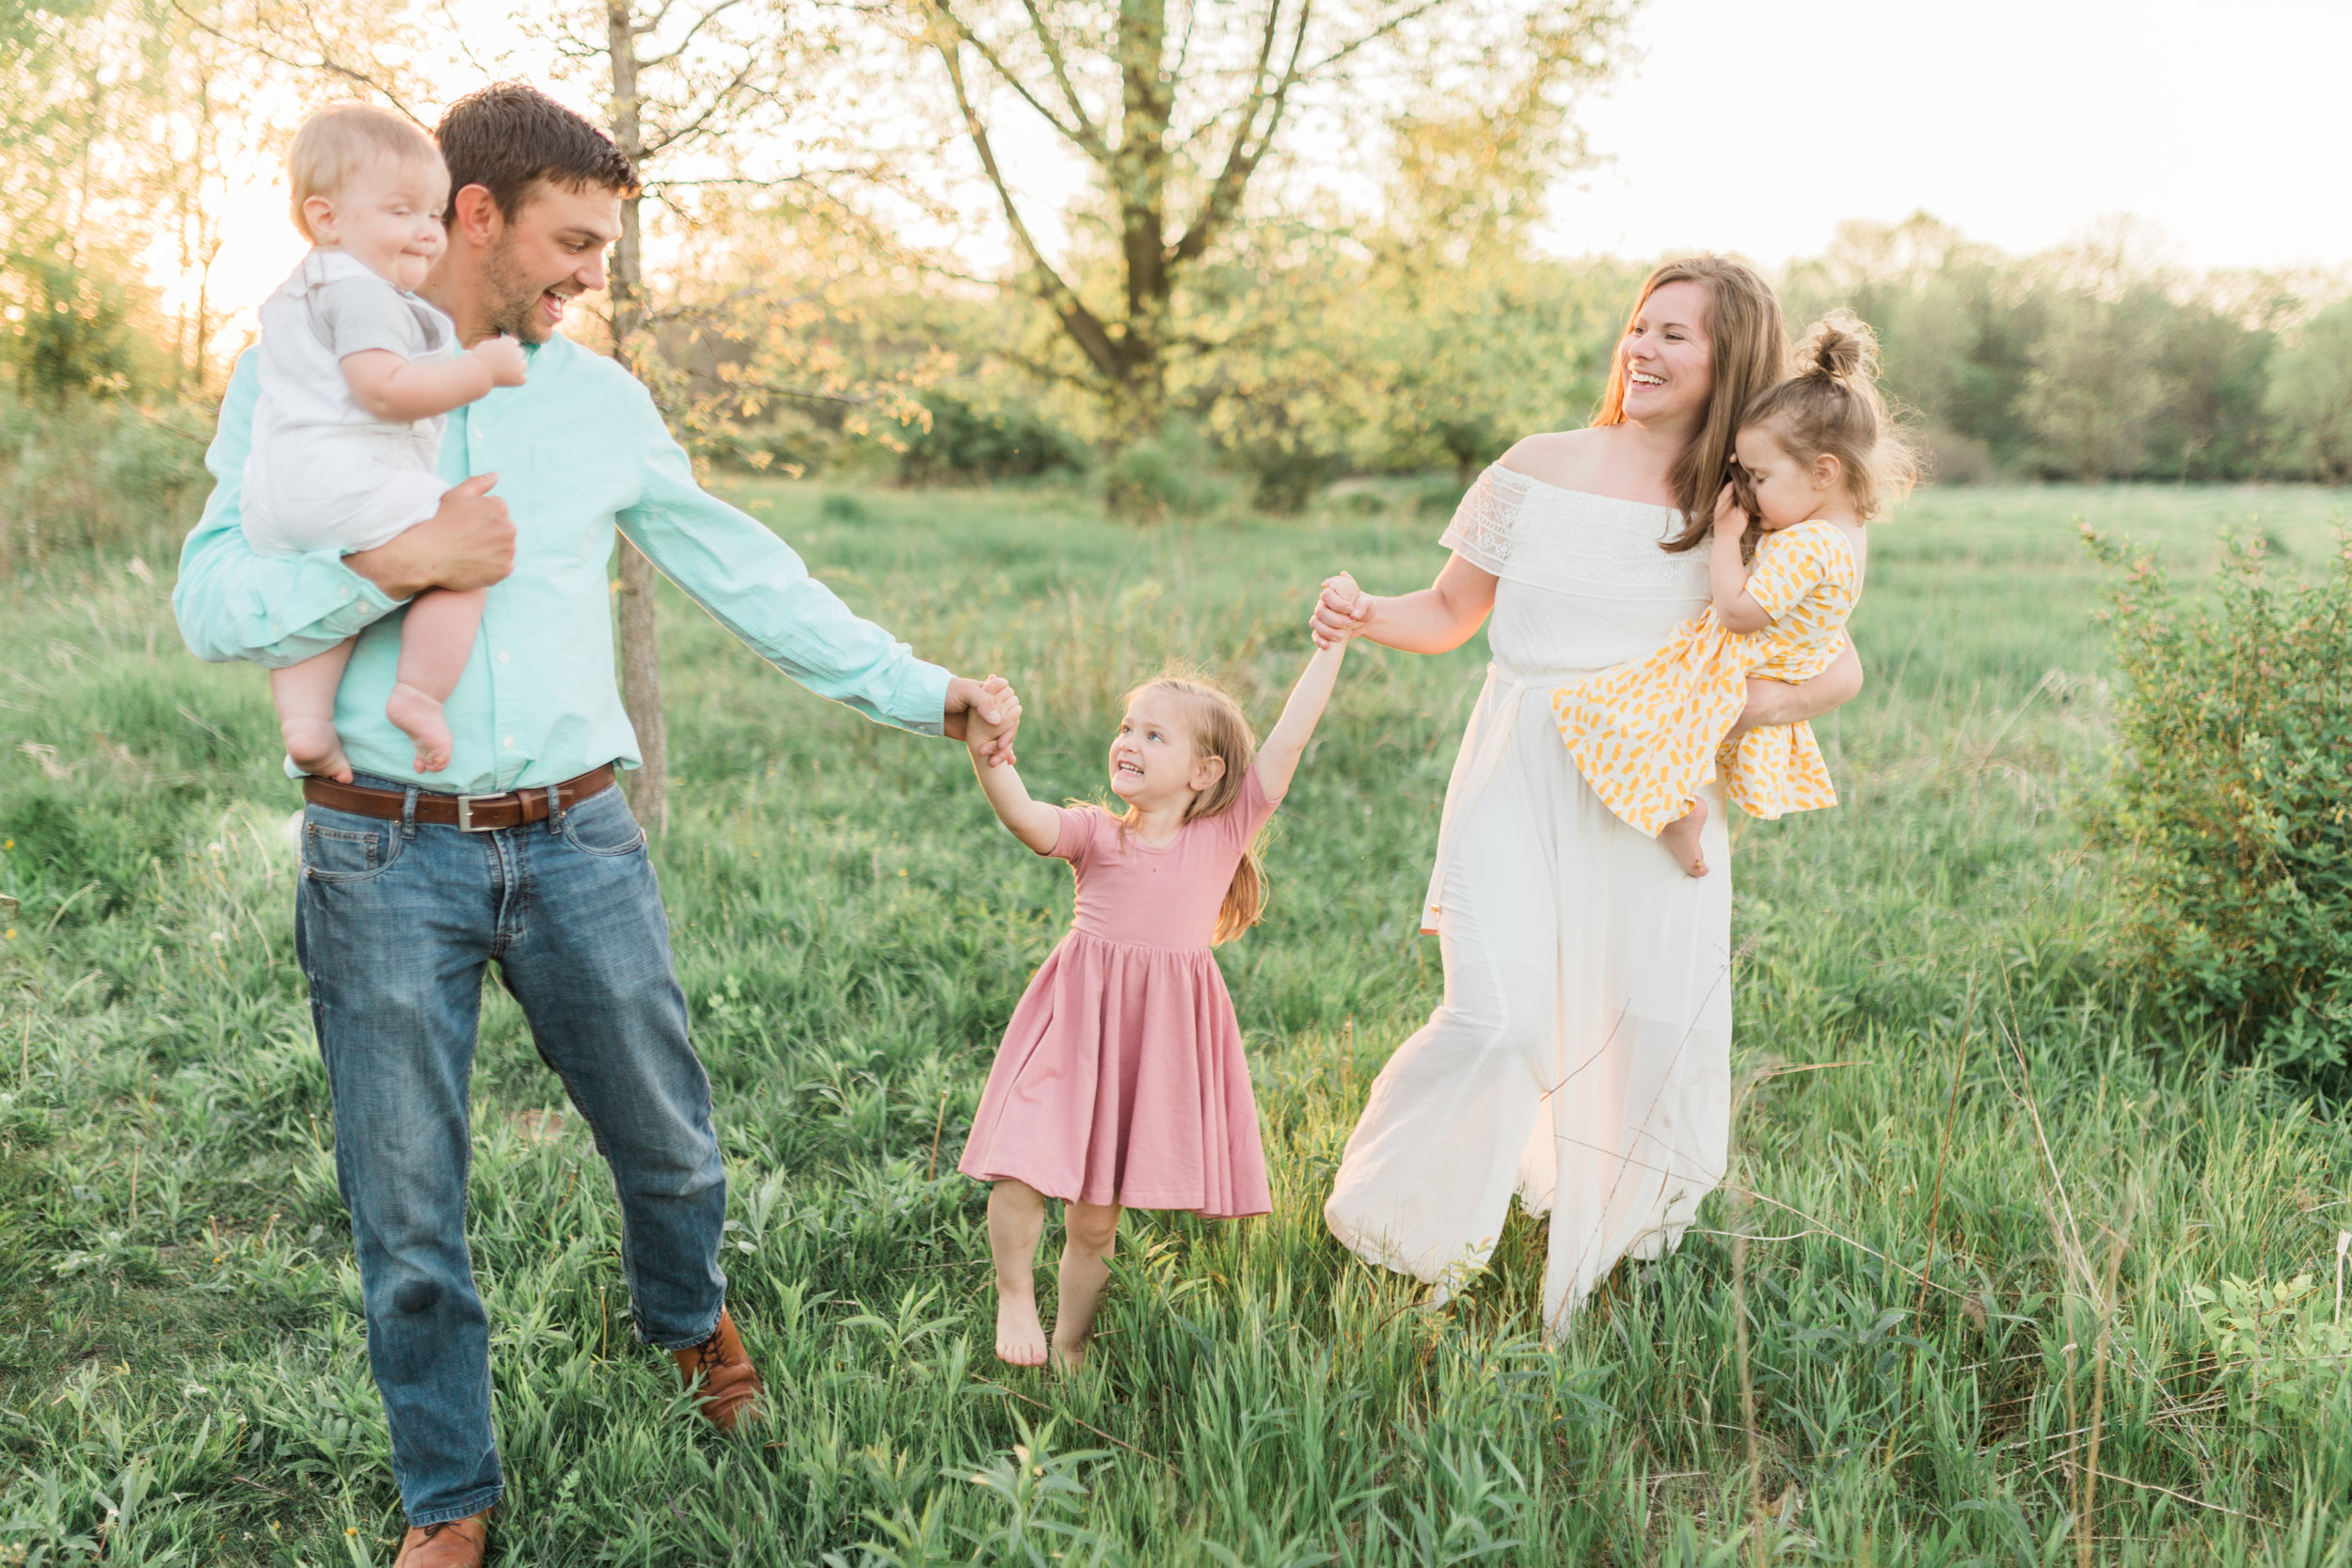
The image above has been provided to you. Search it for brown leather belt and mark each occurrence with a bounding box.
[302,764,619,832]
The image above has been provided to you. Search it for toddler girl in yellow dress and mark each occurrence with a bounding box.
[1551,313,1914,878]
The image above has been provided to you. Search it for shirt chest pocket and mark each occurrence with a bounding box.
[524,449,638,563]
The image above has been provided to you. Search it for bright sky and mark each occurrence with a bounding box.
[1542,0,2352,273]
[185,0,2347,348]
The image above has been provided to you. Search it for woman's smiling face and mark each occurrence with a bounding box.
[1618,279,1715,429]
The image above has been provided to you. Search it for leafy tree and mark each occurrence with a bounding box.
[897,0,1632,436]
[557,0,930,834]
[2018,285,2170,481]
[2265,298,2352,483]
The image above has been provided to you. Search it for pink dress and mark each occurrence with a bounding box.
[957,768,1279,1217]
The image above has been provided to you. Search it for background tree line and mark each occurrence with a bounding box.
[8,0,2347,532]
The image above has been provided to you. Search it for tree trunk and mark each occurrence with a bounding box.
[606,1,669,837]
[1111,0,1171,435]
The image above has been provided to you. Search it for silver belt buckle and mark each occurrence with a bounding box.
[455,794,496,832]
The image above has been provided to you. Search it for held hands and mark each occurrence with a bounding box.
[946,674,1023,767]
[1310,572,1371,649]
[471,335,529,388]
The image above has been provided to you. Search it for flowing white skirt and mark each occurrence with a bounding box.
[1324,662,1735,1338]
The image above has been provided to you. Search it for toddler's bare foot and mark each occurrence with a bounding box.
[1049,1337,1089,1372]
[994,1285,1048,1367]
[282,718,353,784]
[386,682,453,773]
[1659,800,1708,878]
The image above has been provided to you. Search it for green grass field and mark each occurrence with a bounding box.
[5,480,2352,1566]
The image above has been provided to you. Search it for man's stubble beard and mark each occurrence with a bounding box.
[480,235,550,345]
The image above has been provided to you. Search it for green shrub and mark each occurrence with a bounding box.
[1225,435,1343,515]
[0,394,211,577]
[2087,521,2352,1069]
[1100,421,1237,523]
[896,393,1089,483]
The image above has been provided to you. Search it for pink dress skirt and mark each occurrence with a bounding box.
[958,769,1279,1217]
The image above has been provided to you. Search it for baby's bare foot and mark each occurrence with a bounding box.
[282,718,353,784]
[1049,1337,1089,1372]
[1659,799,1709,878]
[386,683,453,773]
[995,1287,1047,1367]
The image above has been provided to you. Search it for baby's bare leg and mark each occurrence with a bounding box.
[1049,1200,1120,1370]
[385,586,487,773]
[271,639,357,783]
[1657,798,1709,879]
[987,1180,1049,1367]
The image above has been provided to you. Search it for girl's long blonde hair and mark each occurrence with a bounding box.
[1118,672,1267,944]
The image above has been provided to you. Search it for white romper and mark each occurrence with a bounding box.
[241,249,455,559]
[1324,465,1736,1338]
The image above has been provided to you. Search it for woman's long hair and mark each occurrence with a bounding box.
[1592,256,1789,551]
[1116,673,1267,944]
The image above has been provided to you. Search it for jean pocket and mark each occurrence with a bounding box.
[300,810,403,883]
[561,787,647,858]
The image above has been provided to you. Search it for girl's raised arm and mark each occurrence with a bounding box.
[1254,641,1348,804]
[967,736,1062,855]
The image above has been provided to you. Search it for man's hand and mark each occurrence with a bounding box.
[345,474,516,601]
[945,673,1023,766]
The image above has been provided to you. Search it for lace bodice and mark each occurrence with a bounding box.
[1439,463,1710,673]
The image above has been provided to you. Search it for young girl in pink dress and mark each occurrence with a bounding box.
[956,639,1349,1369]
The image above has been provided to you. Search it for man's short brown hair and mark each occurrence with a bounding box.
[435,83,638,221]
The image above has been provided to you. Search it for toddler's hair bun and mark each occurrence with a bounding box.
[1738,308,1914,521]
[1798,309,1880,386]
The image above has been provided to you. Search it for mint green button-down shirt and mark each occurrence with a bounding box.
[173,333,951,793]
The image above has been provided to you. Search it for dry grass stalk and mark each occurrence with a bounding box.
[2076,1183,2138,1568]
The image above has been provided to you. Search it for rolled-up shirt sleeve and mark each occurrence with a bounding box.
[170,351,401,669]
[618,388,951,736]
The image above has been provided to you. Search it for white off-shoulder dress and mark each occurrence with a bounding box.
[1324,464,1735,1338]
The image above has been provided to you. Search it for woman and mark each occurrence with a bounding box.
[1314,257,1863,1337]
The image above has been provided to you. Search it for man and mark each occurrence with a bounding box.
[172,83,1019,1568]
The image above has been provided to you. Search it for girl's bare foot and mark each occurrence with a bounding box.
[994,1284,1048,1367]
[1659,800,1708,878]
[282,718,353,784]
[385,682,453,772]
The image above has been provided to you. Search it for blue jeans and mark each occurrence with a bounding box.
[294,774,727,1528]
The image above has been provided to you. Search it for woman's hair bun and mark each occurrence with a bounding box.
[1798,309,1879,385]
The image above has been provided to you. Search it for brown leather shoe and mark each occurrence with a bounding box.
[392,1512,487,1568]
[672,1307,763,1432]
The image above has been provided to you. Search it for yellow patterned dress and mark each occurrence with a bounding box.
[1549,520,1858,835]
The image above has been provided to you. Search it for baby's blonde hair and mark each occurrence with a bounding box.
[1121,671,1267,944]
[287,103,444,243]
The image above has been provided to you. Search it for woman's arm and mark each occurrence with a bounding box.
[1253,641,1347,803]
[1727,640,1865,739]
[1311,554,1497,656]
